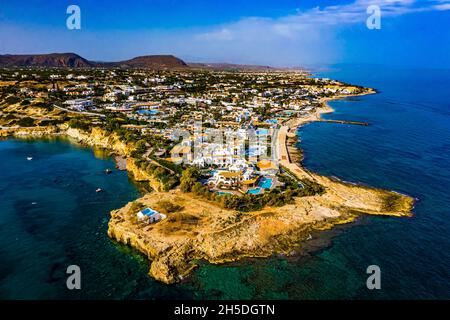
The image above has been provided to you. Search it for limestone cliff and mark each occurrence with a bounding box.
[0,126,60,137]
[108,188,413,284]
[125,158,166,192]
[2,125,167,192]
[65,127,168,192]
[65,127,131,156]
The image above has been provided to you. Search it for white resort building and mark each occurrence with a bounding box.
[137,208,167,223]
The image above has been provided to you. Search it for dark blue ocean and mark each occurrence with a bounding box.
[299,65,450,299]
[0,66,449,299]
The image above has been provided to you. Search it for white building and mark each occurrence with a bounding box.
[137,208,167,223]
[63,99,93,111]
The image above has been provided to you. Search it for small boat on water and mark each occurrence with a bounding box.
[105,168,112,174]
[27,157,33,161]
[96,188,103,193]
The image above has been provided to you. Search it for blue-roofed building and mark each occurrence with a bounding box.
[137,207,167,223]
[265,119,278,124]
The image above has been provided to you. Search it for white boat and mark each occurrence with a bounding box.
[27,157,33,161]
[96,188,103,193]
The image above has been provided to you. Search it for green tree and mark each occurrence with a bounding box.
[18,117,35,127]
[180,167,200,193]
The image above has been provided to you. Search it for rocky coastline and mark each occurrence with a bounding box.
[0,87,415,284]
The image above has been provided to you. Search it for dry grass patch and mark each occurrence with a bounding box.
[154,200,184,214]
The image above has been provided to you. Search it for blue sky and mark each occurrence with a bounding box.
[0,0,449,68]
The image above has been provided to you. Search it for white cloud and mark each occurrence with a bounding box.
[179,0,449,65]
[433,3,450,10]
[197,28,234,41]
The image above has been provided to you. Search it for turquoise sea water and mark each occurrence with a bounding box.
[1,65,449,299]
[0,138,193,299]
[297,65,450,299]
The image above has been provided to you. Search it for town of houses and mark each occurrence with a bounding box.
[0,67,367,196]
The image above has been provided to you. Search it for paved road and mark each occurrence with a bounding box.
[53,105,105,118]
[277,125,314,180]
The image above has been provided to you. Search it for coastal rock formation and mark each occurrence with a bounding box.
[1,125,168,192]
[64,127,167,191]
[125,158,166,192]
[108,185,413,284]
[66,127,130,155]
[0,126,59,137]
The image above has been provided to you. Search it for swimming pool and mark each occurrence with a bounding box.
[247,188,262,195]
[258,177,273,189]
[256,129,269,135]
[216,191,232,196]
[137,109,158,115]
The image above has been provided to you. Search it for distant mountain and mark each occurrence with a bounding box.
[0,53,289,71]
[188,62,274,71]
[0,53,93,68]
[112,55,188,69]
[0,53,188,69]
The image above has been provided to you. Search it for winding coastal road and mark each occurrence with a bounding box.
[277,125,314,180]
[53,105,106,118]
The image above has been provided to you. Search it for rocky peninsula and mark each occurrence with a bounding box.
[106,90,413,284]
[0,74,414,285]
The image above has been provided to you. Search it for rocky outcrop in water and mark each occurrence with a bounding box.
[108,187,413,284]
